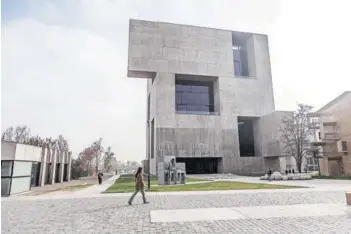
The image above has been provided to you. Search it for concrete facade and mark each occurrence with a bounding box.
[1,141,72,196]
[310,91,351,176]
[128,20,288,175]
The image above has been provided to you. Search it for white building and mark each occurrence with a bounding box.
[1,141,72,196]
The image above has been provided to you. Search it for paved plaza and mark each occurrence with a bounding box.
[2,177,351,234]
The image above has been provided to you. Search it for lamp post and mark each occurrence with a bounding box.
[147,120,151,191]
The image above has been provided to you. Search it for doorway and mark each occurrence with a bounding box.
[176,157,219,174]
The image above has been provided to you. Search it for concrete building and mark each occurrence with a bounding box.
[127,19,293,175]
[1,141,72,196]
[308,91,351,176]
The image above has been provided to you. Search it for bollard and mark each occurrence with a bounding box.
[346,192,351,205]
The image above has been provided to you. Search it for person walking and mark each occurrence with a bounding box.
[128,167,149,205]
[98,171,103,185]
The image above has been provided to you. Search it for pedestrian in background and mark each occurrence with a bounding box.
[98,171,103,185]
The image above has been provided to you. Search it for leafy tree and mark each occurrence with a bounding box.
[280,104,314,173]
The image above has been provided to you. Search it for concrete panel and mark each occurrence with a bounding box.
[14,144,42,162]
[128,20,235,78]
[1,142,16,160]
[66,152,72,182]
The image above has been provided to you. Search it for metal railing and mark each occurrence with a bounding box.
[176,104,218,116]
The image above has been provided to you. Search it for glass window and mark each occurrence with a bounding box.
[1,178,11,195]
[233,42,249,77]
[1,161,13,177]
[175,79,214,114]
[234,60,242,76]
[342,141,348,151]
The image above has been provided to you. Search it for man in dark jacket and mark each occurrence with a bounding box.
[98,171,103,185]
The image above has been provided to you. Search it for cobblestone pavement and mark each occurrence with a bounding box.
[2,189,351,234]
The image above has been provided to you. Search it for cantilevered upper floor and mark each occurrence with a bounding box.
[127,19,273,82]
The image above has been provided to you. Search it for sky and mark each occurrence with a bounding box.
[2,0,351,162]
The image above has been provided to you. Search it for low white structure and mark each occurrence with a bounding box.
[1,141,72,196]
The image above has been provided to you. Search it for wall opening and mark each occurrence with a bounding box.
[232,32,253,77]
[175,74,218,115]
[176,157,219,174]
[238,117,256,157]
[63,164,68,181]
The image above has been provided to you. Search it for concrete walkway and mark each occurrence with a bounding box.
[70,174,119,195]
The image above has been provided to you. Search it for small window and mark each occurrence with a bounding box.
[232,33,249,77]
[318,132,321,140]
[341,141,348,151]
[1,161,13,177]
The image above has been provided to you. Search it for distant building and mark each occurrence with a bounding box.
[128,19,298,175]
[1,141,72,196]
[308,91,351,176]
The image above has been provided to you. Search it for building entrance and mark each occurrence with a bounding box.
[176,157,219,174]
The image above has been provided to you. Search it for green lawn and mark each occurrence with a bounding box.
[105,176,298,193]
[312,175,351,180]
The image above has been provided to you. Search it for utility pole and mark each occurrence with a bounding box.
[147,120,151,191]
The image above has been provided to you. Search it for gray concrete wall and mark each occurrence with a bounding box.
[129,20,276,174]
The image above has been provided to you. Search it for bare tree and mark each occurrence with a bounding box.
[91,138,104,173]
[2,125,30,143]
[104,146,115,171]
[280,104,314,173]
[55,135,69,151]
[2,126,14,141]
[309,146,323,176]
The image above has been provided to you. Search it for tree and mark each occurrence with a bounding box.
[104,146,115,171]
[310,146,323,176]
[91,138,104,173]
[1,125,30,143]
[280,104,314,173]
[55,135,69,151]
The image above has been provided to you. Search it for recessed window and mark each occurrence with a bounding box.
[238,117,256,157]
[175,78,215,115]
[232,33,250,77]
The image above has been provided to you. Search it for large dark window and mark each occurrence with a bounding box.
[175,79,214,114]
[238,117,256,157]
